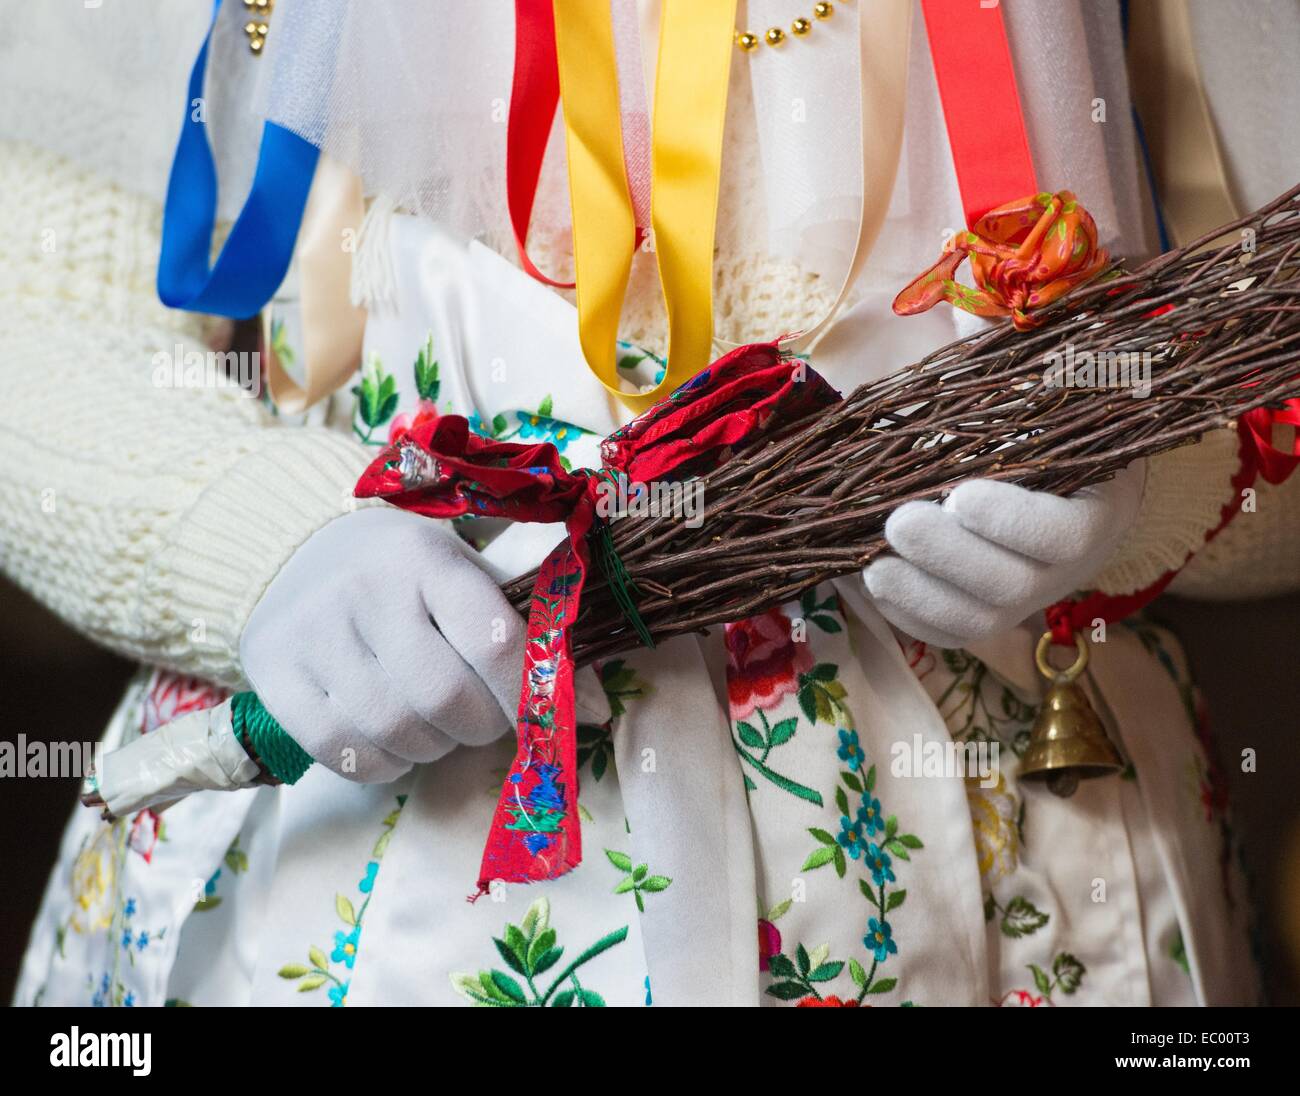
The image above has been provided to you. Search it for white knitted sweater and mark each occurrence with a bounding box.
[0,140,1294,691]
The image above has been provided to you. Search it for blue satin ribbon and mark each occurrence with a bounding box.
[158,0,319,319]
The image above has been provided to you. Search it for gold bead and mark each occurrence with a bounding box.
[765,26,786,46]
[792,17,812,36]
[736,31,760,51]
[249,36,264,53]
[814,2,834,19]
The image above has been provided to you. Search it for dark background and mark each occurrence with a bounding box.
[3,574,1298,1004]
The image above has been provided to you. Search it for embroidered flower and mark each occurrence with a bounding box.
[837,728,865,772]
[837,815,866,860]
[758,919,783,972]
[864,917,898,963]
[724,608,814,720]
[857,796,884,838]
[528,763,566,812]
[904,639,935,680]
[143,672,229,733]
[388,399,439,445]
[517,411,582,452]
[796,995,860,1007]
[358,862,379,894]
[966,770,1019,880]
[123,898,136,919]
[998,988,1045,1008]
[329,981,350,1008]
[523,832,553,855]
[332,926,361,969]
[127,811,162,863]
[123,992,135,1007]
[69,827,117,934]
[136,930,150,951]
[865,843,895,887]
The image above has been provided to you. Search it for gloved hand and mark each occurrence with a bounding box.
[862,461,1146,649]
[240,507,607,783]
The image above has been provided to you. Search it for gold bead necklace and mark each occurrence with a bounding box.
[243,0,274,56]
[736,1,840,52]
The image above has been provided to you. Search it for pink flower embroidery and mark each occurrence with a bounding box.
[143,671,228,735]
[757,918,782,972]
[388,399,439,445]
[996,988,1046,1007]
[724,608,813,721]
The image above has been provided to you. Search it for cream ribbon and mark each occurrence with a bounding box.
[719,0,913,354]
[262,153,368,413]
[1126,0,1238,245]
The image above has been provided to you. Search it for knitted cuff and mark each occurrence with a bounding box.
[1090,428,1242,596]
[140,427,378,689]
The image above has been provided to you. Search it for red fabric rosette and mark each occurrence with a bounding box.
[893,191,1109,331]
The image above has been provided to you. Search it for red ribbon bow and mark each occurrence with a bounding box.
[355,342,839,893]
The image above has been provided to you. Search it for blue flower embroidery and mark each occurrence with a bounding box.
[837,814,865,860]
[517,412,582,452]
[857,796,884,837]
[864,917,898,963]
[358,862,379,894]
[333,926,361,969]
[523,832,553,855]
[123,992,135,1007]
[837,729,865,772]
[136,931,150,951]
[329,982,350,1008]
[123,898,137,919]
[529,763,566,812]
[865,843,895,886]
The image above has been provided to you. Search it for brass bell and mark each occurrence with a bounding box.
[1019,631,1124,797]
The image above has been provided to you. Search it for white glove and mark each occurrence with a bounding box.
[240,508,606,783]
[862,462,1146,649]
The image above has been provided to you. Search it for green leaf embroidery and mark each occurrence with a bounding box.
[413,334,440,402]
[1000,895,1049,939]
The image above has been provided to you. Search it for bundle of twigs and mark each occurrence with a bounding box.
[504,184,1300,664]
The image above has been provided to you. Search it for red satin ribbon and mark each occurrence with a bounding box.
[507,0,574,288]
[921,0,1037,228]
[355,343,840,891]
[1240,400,1300,485]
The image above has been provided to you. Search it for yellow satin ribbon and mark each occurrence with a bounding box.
[553,0,736,412]
[263,154,368,413]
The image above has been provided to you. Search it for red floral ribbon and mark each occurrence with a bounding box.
[355,343,839,892]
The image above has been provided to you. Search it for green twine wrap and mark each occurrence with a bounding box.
[231,690,313,785]
[590,519,656,650]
